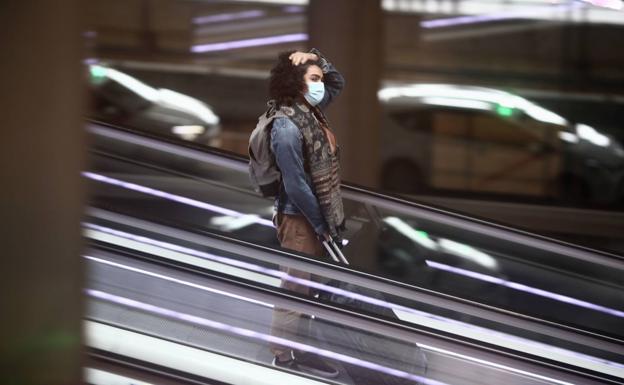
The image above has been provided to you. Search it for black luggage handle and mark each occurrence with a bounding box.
[322,239,349,265]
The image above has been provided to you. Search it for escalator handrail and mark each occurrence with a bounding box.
[86,206,624,356]
[84,255,620,385]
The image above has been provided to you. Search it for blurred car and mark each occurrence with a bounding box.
[379,83,624,207]
[87,64,221,145]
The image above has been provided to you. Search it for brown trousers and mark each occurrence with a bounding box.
[270,213,324,359]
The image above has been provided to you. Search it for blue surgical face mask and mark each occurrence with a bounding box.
[304,81,325,106]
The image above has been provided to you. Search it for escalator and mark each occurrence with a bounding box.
[84,121,624,384]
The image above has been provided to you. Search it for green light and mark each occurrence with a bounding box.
[496,105,514,117]
[89,65,107,78]
[415,230,429,239]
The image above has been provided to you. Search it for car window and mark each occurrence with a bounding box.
[430,109,472,139]
[92,79,152,115]
[471,112,544,146]
[389,108,432,133]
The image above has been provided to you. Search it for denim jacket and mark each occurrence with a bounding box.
[270,48,345,236]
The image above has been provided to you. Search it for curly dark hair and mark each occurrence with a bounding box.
[269,50,321,107]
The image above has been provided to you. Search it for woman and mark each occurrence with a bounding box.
[266,48,345,378]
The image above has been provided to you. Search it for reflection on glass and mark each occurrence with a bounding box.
[84,217,624,382]
[379,83,624,208]
[83,171,274,228]
[383,217,499,270]
[85,250,432,385]
[86,247,593,385]
[424,260,624,318]
[88,288,431,384]
[87,65,221,145]
[373,209,624,339]
[86,124,624,360]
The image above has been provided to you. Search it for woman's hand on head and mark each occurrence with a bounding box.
[289,51,318,66]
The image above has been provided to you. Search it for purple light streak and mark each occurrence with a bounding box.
[86,223,487,335]
[192,10,265,25]
[87,289,448,385]
[84,255,273,308]
[421,11,516,28]
[283,5,305,13]
[584,0,623,10]
[86,222,455,323]
[85,222,438,321]
[425,260,624,318]
[85,222,289,276]
[420,2,585,29]
[82,171,274,228]
[416,342,577,385]
[191,33,308,53]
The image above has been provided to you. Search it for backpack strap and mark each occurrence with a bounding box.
[276,179,286,216]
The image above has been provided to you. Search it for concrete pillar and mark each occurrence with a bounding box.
[0,1,85,384]
[308,0,383,188]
